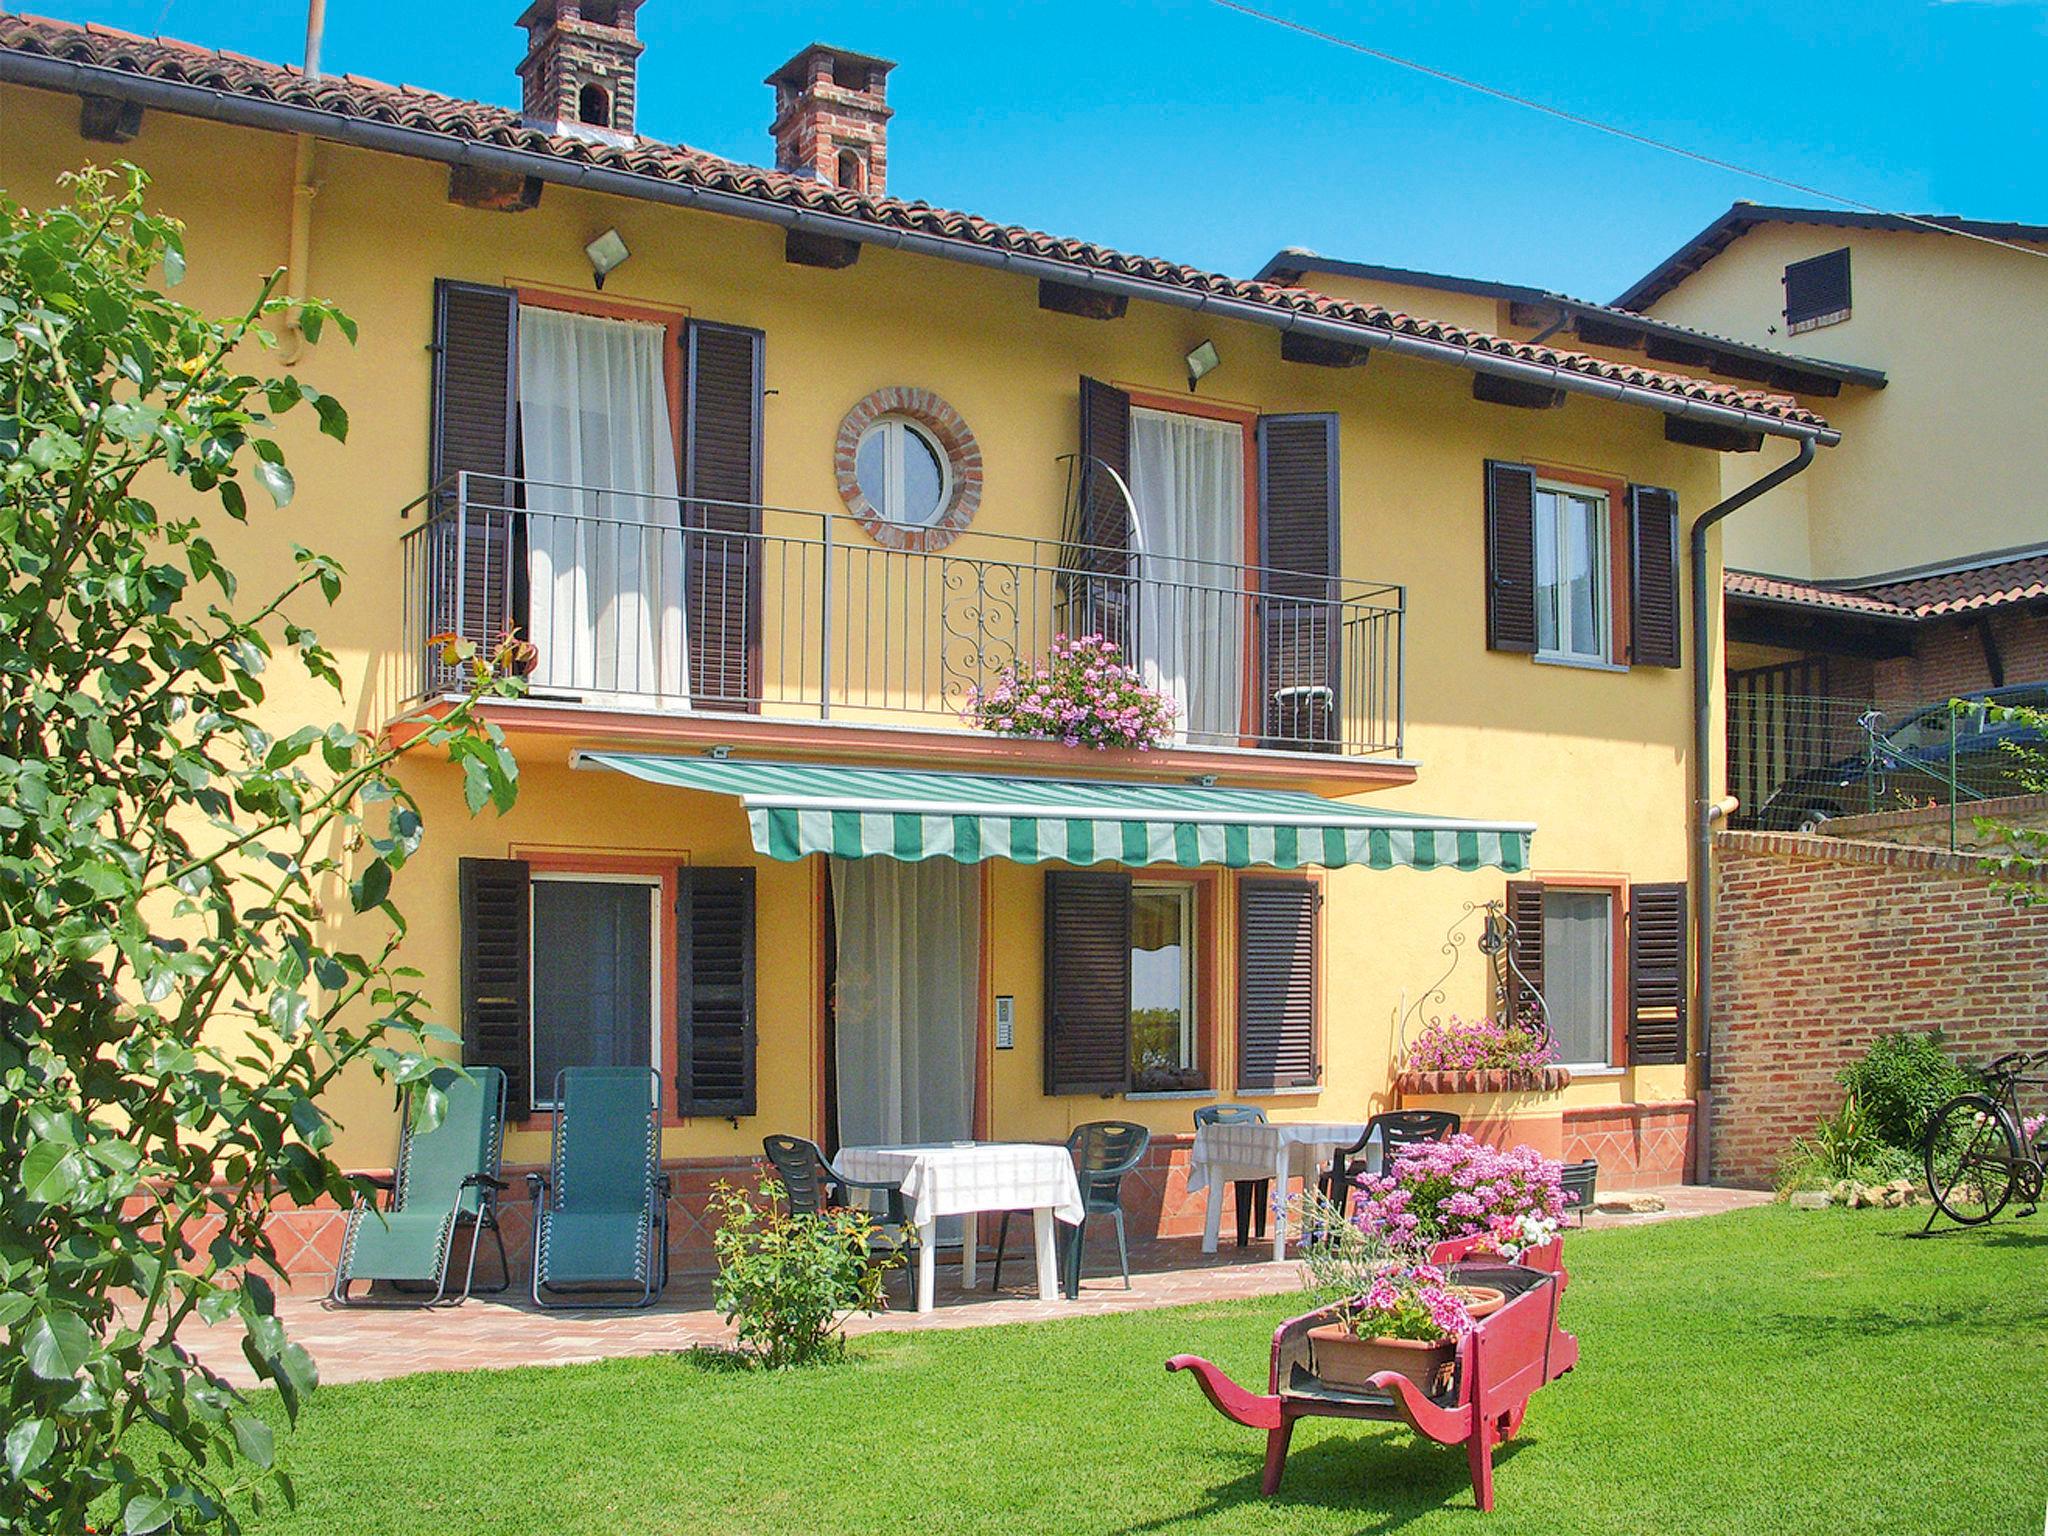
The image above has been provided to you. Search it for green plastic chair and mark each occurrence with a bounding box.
[527,1067,670,1308]
[330,1065,509,1307]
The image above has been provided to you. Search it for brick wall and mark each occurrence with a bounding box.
[1824,792,2048,853]
[1709,829,2048,1186]
[1874,608,2048,714]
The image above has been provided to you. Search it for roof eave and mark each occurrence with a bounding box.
[0,48,1836,445]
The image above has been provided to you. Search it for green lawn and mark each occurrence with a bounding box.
[238,1207,2046,1535]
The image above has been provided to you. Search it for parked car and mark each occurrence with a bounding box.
[1754,683,2048,833]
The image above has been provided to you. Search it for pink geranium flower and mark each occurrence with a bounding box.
[965,634,1178,750]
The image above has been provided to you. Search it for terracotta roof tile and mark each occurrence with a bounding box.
[1727,552,2048,620]
[1863,553,2048,617]
[1724,571,1913,618]
[0,13,1838,432]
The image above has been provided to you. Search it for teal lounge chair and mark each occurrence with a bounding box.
[331,1065,509,1307]
[527,1067,670,1308]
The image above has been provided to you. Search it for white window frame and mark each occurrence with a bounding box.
[1542,887,1616,1072]
[1130,879,1199,1078]
[855,415,952,527]
[1532,481,1612,667]
[528,871,663,1110]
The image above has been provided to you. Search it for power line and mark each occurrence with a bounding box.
[1208,0,2048,266]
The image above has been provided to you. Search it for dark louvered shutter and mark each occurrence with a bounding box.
[1237,879,1319,1091]
[429,281,518,688]
[1044,870,1132,1095]
[1783,247,1851,328]
[1504,879,1545,1025]
[1628,485,1681,669]
[1484,460,1538,654]
[1627,881,1689,1066]
[459,857,532,1115]
[684,322,764,712]
[677,866,757,1116]
[1258,414,1341,750]
[1067,377,1134,647]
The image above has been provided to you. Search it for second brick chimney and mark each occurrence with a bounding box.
[766,43,896,196]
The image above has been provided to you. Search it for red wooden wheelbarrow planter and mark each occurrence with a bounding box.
[1167,1242,1577,1513]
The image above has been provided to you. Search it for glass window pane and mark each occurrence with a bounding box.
[1534,490,1560,654]
[1564,494,1601,657]
[1131,884,1194,1085]
[1542,890,1612,1066]
[532,878,654,1104]
[855,426,889,515]
[898,426,945,525]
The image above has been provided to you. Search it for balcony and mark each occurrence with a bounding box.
[399,475,1406,758]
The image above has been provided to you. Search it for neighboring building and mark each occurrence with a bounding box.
[0,12,1841,1271]
[1611,206,2048,826]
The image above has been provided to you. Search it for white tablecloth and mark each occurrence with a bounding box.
[834,1142,1085,1228]
[1186,1121,1372,1195]
[1186,1120,1376,1261]
[833,1141,1085,1313]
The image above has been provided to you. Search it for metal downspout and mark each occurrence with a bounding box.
[1689,436,1816,1184]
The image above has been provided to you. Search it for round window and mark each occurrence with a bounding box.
[834,386,982,551]
[855,416,949,527]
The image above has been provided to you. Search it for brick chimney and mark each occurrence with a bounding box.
[766,43,896,196]
[517,0,645,141]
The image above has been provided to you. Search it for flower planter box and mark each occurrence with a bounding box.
[1395,1065,1572,1096]
[1306,1326,1456,1394]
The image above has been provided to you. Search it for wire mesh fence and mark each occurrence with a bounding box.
[1727,685,2045,837]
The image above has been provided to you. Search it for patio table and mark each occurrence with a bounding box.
[833,1142,1084,1314]
[1187,1120,1378,1262]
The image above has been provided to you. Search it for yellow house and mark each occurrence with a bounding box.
[0,9,1843,1277]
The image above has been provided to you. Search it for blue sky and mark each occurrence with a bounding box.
[40,0,2048,300]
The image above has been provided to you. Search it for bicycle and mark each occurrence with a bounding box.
[1922,1051,2048,1227]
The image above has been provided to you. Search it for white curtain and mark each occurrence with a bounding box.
[1129,408,1245,742]
[518,307,685,699]
[831,856,979,1156]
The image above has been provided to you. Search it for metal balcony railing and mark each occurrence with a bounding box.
[400,474,1407,757]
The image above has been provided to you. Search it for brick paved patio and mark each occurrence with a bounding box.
[191,1184,1769,1387]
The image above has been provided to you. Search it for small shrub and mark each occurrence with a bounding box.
[708,1177,902,1369]
[1837,1031,1973,1152]
[1776,1093,1921,1194]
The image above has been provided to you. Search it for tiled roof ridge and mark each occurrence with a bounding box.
[1726,551,2048,620]
[0,12,1833,428]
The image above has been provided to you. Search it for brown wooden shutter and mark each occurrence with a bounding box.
[1237,879,1319,1091]
[1484,460,1539,654]
[429,281,518,687]
[459,857,532,1115]
[1627,484,1681,669]
[1043,869,1132,1095]
[683,321,764,713]
[1627,881,1689,1066]
[1068,377,1133,647]
[677,866,757,1116]
[1504,879,1545,1023]
[1258,414,1341,750]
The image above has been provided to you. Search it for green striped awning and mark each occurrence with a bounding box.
[572,753,1532,873]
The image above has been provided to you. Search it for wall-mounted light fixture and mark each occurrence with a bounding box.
[1185,339,1221,391]
[584,227,630,290]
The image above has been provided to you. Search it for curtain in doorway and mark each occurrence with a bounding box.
[830,856,980,1156]
[1128,408,1245,742]
[518,306,686,699]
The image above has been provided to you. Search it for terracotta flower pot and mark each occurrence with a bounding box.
[1307,1324,1456,1395]
[1450,1284,1506,1320]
